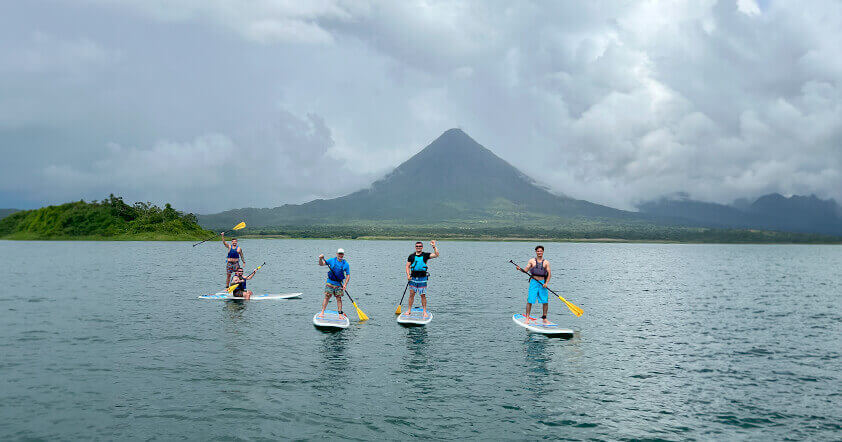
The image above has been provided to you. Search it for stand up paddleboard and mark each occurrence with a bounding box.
[198,292,302,300]
[397,307,433,326]
[512,314,573,337]
[312,309,350,330]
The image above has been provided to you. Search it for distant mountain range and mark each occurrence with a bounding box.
[637,193,842,236]
[198,128,841,240]
[200,129,638,228]
[0,209,19,220]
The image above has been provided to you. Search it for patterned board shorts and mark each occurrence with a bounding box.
[409,277,428,295]
[226,261,240,273]
[324,282,344,298]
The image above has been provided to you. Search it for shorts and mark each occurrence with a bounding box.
[409,276,428,295]
[324,282,344,298]
[232,288,244,298]
[528,279,548,304]
[226,261,240,273]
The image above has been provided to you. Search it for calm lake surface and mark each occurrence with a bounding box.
[1,240,840,440]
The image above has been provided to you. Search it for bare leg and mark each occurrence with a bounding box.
[420,293,427,317]
[406,289,416,315]
[336,295,344,316]
[226,272,231,288]
[245,290,253,300]
[542,303,549,323]
[320,293,330,316]
[525,303,533,322]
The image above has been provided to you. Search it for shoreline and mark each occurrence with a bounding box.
[2,234,840,245]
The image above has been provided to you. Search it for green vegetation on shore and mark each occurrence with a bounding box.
[0,195,213,240]
[237,222,842,244]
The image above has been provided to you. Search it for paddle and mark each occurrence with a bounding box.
[193,221,246,247]
[394,279,411,315]
[325,258,369,321]
[226,261,265,293]
[509,260,584,317]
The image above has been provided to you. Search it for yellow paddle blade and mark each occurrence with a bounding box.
[232,222,246,231]
[226,283,239,293]
[557,295,584,317]
[353,302,369,321]
[395,305,402,315]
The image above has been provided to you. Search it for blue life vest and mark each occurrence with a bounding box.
[411,254,428,272]
[227,245,240,259]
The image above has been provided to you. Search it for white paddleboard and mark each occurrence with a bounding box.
[397,307,433,326]
[512,314,573,336]
[312,309,350,329]
[198,292,302,300]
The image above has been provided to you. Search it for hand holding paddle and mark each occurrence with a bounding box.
[193,221,246,247]
[510,260,583,317]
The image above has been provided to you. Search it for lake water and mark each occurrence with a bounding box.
[1,240,840,440]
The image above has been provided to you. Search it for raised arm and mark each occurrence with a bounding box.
[221,233,229,248]
[318,254,326,266]
[429,240,440,258]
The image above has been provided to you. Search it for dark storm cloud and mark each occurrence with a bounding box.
[0,0,839,212]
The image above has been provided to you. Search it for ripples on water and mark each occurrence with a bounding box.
[1,241,840,439]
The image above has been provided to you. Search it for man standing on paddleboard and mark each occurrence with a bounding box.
[318,249,350,318]
[515,245,551,324]
[405,240,439,318]
[222,234,244,288]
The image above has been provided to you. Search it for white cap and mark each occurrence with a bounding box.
[337,248,345,254]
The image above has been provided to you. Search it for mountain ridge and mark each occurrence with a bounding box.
[637,193,842,235]
[199,128,635,229]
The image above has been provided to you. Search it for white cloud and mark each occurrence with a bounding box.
[1,0,841,212]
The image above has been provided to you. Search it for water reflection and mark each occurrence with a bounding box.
[405,327,429,365]
[316,332,350,391]
[524,335,550,376]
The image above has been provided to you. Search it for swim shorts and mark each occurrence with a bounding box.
[528,279,548,304]
[226,261,240,273]
[409,276,428,295]
[324,282,344,298]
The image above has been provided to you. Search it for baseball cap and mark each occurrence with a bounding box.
[337,248,345,254]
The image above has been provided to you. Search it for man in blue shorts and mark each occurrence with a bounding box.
[318,248,350,318]
[405,240,439,318]
[515,245,552,324]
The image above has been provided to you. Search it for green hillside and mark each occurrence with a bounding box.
[198,129,841,243]
[0,195,213,240]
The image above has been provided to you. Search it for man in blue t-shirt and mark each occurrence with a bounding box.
[404,240,439,318]
[318,248,351,318]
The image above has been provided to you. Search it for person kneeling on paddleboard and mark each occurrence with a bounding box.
[405,240,439,318]
[515,245,551,324]
[230,267,255,300]
[318,249,350,318]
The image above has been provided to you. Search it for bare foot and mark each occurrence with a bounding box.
[422,311,429,318]
[318,311,325,318]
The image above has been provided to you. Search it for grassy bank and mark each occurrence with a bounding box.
[0,195,213,241]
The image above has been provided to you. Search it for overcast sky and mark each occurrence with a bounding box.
[1,0,839,213]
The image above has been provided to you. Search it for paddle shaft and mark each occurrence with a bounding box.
[397,279,411,309]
